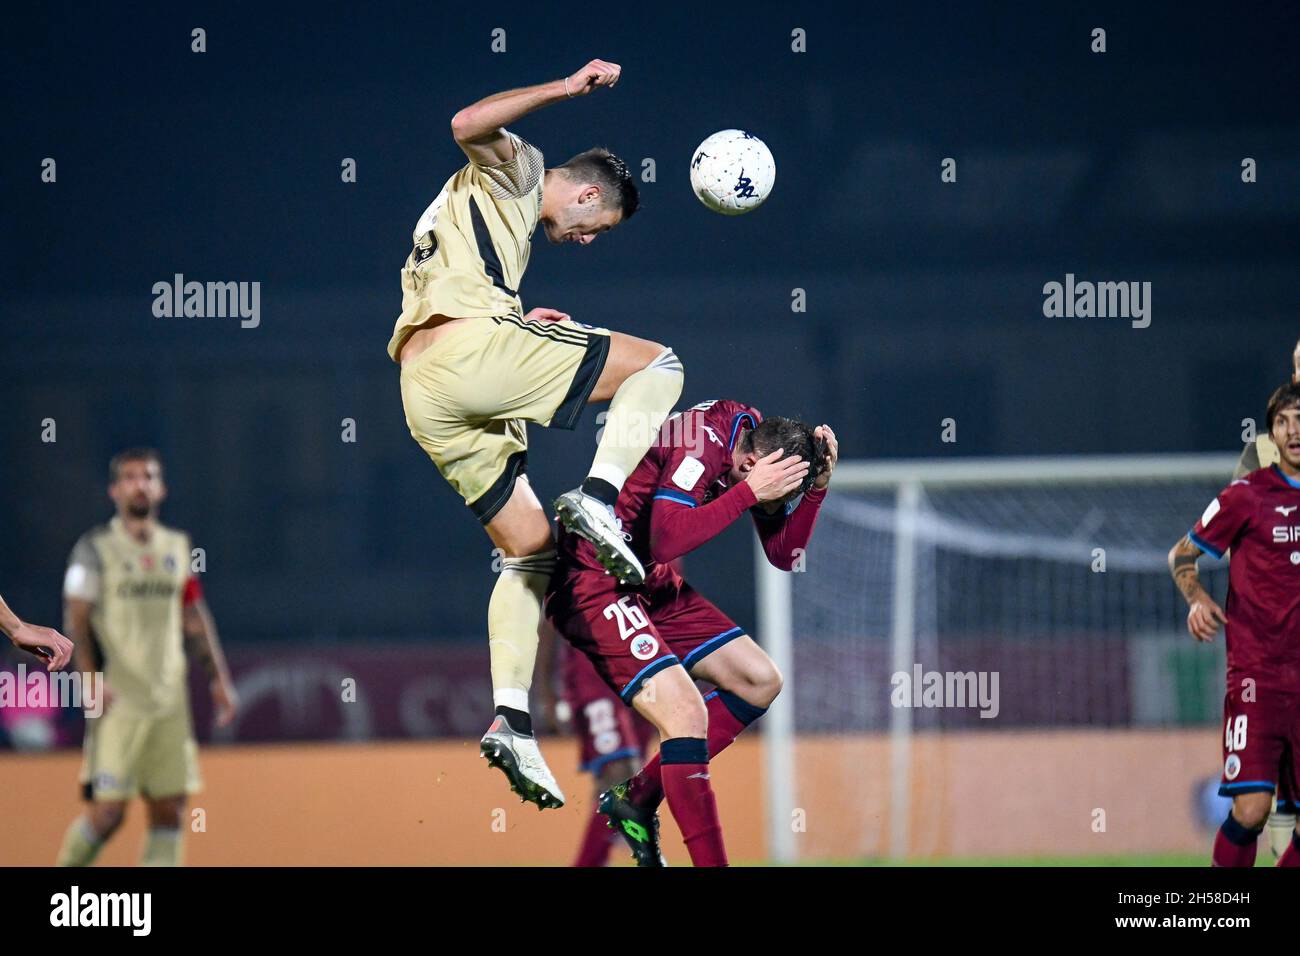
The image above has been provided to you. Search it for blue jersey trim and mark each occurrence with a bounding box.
[1188,529,1224,560]
[728,412,758,452]
[619,655,680,704]
[682,626,746,670]
[581,746,640,774]
[1218,780,1276,793]
[653,489,697,507]
[1272,464,1300,489]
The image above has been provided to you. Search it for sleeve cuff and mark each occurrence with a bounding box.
[1188,529,1225,560]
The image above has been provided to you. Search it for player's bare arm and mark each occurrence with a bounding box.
[0,592,73,670]
[63,595,111,710]
[182,597,239,728]
[451,59,622,166]
[1167,535,1226,642]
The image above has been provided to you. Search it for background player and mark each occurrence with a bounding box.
[547,401,837,865]
[0,592,73,669]
[535,619,656,866]
[55,448,239,867]
[1234,337,1300,478]
[390,59,685,809]
[1230,336,1300,858]
[1168,382,1300,867]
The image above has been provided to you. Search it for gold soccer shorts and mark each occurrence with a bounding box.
[399,315,610,523]
[79,704,202,802]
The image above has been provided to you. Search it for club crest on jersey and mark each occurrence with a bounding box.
[672,456,705,491]
[1224,754,1241,781]
[630,635,659,661]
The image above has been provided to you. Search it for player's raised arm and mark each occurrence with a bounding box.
[182,594,239,728]
[451,59,622,166]
[648,449,809,565]
[1168,535,1227,642]
[0,592,73,670]
[751,425,837,571]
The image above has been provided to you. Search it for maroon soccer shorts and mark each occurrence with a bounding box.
[562,646,655,772]
[548,563,746,706]
[1218,686,1300,807]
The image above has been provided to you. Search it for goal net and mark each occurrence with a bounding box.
[757,454,1239,862]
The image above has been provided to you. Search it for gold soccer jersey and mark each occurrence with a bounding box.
[387,132,546,362]
[391,131,612,520]
[64,517,194,717]
[64,518,202,800]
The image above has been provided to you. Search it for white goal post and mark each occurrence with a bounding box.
[756,453,1240,864]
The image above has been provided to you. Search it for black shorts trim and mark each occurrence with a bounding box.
[550,333,611,431]
[469,450,528,525]
[494,313,588,347]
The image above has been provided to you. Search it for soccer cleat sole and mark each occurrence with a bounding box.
[479,740,565,811]
[598,787,666,867]
[553,499,645,586]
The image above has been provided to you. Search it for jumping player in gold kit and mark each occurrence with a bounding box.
[55,449,238,867]
[391,59,685,807]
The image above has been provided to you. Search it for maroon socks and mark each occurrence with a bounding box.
[573,806,617,867]
[659,736,727,867]
[1211,811,1261,867]
[627,690,763,809]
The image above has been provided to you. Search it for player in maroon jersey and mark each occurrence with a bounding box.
[1168,381,1300,867]
[545,399,837,866]
[535,619,657,866]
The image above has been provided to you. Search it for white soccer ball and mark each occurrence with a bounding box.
[689,129,775,215]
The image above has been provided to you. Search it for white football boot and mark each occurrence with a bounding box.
[479,715,566,810]
[553,489,645,585]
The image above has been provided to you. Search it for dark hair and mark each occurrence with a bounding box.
[557,147,640,220]
[1267,382,1300,433]
[109,447,163,483]
[741,417,829,496]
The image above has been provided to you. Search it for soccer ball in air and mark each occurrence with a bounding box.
[689,129,775,215]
